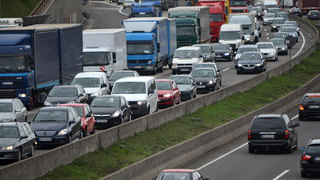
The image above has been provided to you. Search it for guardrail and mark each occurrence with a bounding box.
[29,0,54,16]
[0,15,317,180]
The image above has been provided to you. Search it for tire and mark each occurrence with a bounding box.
[168,64,172,69]
[152,65,157,75]
[79,130,83,139]
[121,116,125,124]
[177,97,181,104]
[25,116,27,122]
[237,70,241,74]
[128,114,132,122]
[286,143,293,153]
[28,145,35,157]
[91,125,96,135]
[68,135,72,143]
[301,170,307,178]
[299,115,304,121]
[172,98,176,106]
[17,149,22,161]
[248,145,255,154]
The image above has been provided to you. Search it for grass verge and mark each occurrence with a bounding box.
[1,0,41,17]
[40,23,320,180]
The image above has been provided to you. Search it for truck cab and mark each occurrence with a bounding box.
[219,24,244,51]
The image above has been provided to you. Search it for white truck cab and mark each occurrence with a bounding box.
[219,24,244,52]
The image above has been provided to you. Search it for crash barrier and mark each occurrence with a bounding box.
[0,16,317,180]
[30,0,53,16]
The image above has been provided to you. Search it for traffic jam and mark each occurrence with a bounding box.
[0,0,320,178]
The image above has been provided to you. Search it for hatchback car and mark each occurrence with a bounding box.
[44,85,89,106]
[31,107,82,146]
[0,98,27,122]
[193,62,222,82]
[170,75,197,101]
[156,169,209,180]
[234,45,260,68]
[237,52,266,74]
[263,13,276,26]
[256,42,278,61]
[248,114,299,153]
[270,17,286,32]
[59,104,96,136]
[156,79,181,106]
[269,38,288,55]
[90,95,131,128]
[191,68,221,92]
[299,93,320,121]
[192,44,215,62]
[308,10,320,20]
[211,44,233,61]
[0,122,36,161]
[300,139,320,177]
[108,70,140,90]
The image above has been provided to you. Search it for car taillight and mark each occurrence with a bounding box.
[248,130,251,139]
[285,130,290,139]
[299,104,304,111]
[302,154,311,161]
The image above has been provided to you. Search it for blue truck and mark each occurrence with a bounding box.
[0,24,83,108]
[122,17,176,74]
[130,3,159,17]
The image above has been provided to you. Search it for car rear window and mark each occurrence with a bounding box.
[303,96,320,103]
[250,118,286,131]
[306,145,320,155]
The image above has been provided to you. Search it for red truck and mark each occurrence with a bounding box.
[198,0,227,42]
[297,0,319,15]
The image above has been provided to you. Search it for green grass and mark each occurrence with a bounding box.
[40,24,320,180]
[1,0,41,17]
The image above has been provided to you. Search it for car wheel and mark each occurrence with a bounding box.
[286,143,293,153]
[301,170,307,178]
[25,116,27,122]
[79,130,83,139]
[68,135,72,143]
[128,114,132,122]
[17,149,22,161]
[248,145,255,154]
[178,97,181,104]
[172,98,176,106]
[121,116,125,124]
[193,91,197,98]
[84,127,88,137]
[29,145,35,157]
[190,93,193,100]
[91,125,96,135]
[237,70,241,74]
[299,115,305,121]
[168,64,172,69]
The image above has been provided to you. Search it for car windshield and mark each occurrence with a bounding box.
[219,31,241,40]
[192,69,215,77]
[277,13,288,18]
[257,44,273,49]
[268,8,280,13]
[272,19,285,24]
[48,87,78,97]
[265,13,276,18]
[230,17,251,24]
[196,46,211,53]
[273,33,287,38]
[176,26,195,36]
[0,103,13,112]
[210,13,223,22]
[306,145,320,155]
[270,39,284,45]
[194,64,215,69]
[170,76,191,85]
[156,81,172,90]
[72,78,100,88]
[34,110,68,122]
[127,43,153,55]
[237,47,258,54]
[112,82,146,94]
[0,126,19,138]
[91,97,120,107]
[83,52,111,66]
[251,118,286,130]
[174,50,198,59]
[303,96,320,103]
[157,172,192,180]
[109,72,135,81]
[229,0,247,6]
[70,106,84,117]
[0,56,29,73]
[212,45,229,51]
[280,28,296,33]
[240,53,261,61]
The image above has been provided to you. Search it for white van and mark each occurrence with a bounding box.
[263,0,278,13]
[172,46,204,75]
[111,76,158,116]
[219,24,244,51]
[72,72,110,101]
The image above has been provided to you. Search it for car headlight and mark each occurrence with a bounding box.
[246,37,251,41]
[163,93,173,97]
[137,101,143,105]
[18,93,27,98]
[58,128,68,136]
[112,110,121,118]
[148,60,152,64]
[272,25,276,28]
[2,145,14,150]
[238,64,243,67]
[44,101,52,106]
[209,80,214,84]
[224,53,230,56]
[255,63,262,66]
[293,34,297,37]
[92,92,99,96]
[282,47,286,50]
[270,51,274,55]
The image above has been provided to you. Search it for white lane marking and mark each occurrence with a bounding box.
[197,143,247,170]
[222,67,230,72]
[292,31,305,59]
[119,6,129,16]
[93,1,129,16]
[273,170,290,180]
[291,114,298,120]
[264,29,267,32]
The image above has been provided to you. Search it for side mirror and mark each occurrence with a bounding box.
[15,109,21,112]
[102,84,107,88]
[294,122,300,127]
[69,120,76,124]
[242,36,245,40]
[300,147,306,151]
[20,135,28,140]
[174,87,179,91]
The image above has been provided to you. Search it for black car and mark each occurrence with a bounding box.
[170,75,197,101]
[191,68,221,92]
[193,62,222,83]
[44,85,88,106]
[300,139,320,177]
[269,38,288,55]
[90,95,131,129]
[31,107,82,146]
[248,114,299,153]
[272,32,295,49]
[290,8,302,16]
[298,93,320,121]
[0,122,36,162]
[308,10,320,20]
[211,44,233,61]
[237,52,266,74]
[108,70,140,91]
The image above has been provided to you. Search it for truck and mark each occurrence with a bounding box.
[228,13,258,44]
[122,17,176,74]
[198,0,228,42]
[219,23,244,51]
[0,24,83,108]
[0,18,23,28]
[168,6,210,47]
[83,29,127,77]
[297,0,319,15]
[130,3,159,17]
[283,0,294,7]
[228,0,249,13]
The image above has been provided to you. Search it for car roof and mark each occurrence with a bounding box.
[94,95,122,98]
[192,68,214,71]
[115,76,154,83]
[304,93,320,97]
[270,38,284,41]
[75,72,106,78]
[0,122,26,126]
[256,114,284,118]
[176,46,201,51]
[197,62,216,65]
[40,107,70,111]
[162,169,196,173]
[257,42,273,45]
[59,103,87,107]
[192,44,210,47]
[156,79,172,82]
[239,45,258,48]
[170,75,191,78]
[112,70,137,73]
[0,99,14,103]
[309,139,320,145]
[54,85,79,88]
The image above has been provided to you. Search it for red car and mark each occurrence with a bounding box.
[156,79,181,106]
[59,104,95,136]
[156,169,209,180]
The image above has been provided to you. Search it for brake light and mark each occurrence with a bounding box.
[299,104,304,111]
[302,154,311,161]
[285,130,290,139]
[248,130,251,139]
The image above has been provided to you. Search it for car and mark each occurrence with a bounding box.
[270,17,286,32]
[237,52,266,74]
[191,68,221,92]
[90,95,131,128]
[211,44,233,61]
[269,38,288,55]
[0,122,36,161]
[108,70,140,90]
[156,79,181,107]
[268,8,280,14]
[192,44,215,62]
[71,72,110,102]
[59,104,96,136]
[172,46,204,75]
[255,20,262,37]
[298,93,320,121]
[307,10,320,20]
[300,139,320,177]
[31,107,82,146]
[276,12,289,21]
[248,114,299,153]
[263,13,276,26]
[290,8,302,17]
[170,75,197,101]
[252,7,263,19]
[271,32,294,49]
[284,21,300,35]
[256,42,278,61]
[0,98,27,122]
[234,45,260,68]
[193,62,222,82]
[44,85,89,106]
[279,27,299,43]
[156,169,209,180]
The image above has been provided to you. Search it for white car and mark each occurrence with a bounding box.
[257,42,278,61]
[172,46,204,75]
[0,98,27,122]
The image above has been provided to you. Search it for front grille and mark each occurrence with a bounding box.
[0,89,16,98]
[128,60,149,64]
[158,95,164,97]
[244,65,255,67]
[94,115,111,120]
[263,53,268,55]
[129,101,138,105]
[0,76,24,87]
[232,9,245,13]
[35,131,56,136]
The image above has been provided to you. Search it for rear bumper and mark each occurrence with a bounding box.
[299,110,320,118]
[248,140,289,149]
[301,163,320,172]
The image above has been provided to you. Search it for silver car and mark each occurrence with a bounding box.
[257,42,278,61]
[263,13,276,26]
[0,99,27,122]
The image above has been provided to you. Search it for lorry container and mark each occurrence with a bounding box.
[298,0,319,14]
[0,24,83,108]
[122,17,176,74]
[168,6,210,47]
[83,29,127,77]
[130,3,158,17]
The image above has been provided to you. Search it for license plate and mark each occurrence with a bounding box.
[261,135,275,139]
[2,82,13,85]
[139,12,146,14]
[96,120,108,123]
[197,85,206,88]
[309,105,320,109]
[135,66,142,69]
[38,137,52,142]
[180,69,189,72]
[245,66,255,69]
[315,157,320,161]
